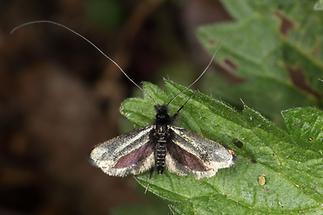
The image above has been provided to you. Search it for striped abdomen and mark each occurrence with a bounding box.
[154,125,168,174]
[155,142,166,173]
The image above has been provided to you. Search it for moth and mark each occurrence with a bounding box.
[90,103,234,179]
[11,20,234,179]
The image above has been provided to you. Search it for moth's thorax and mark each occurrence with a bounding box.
[153,124,170,141]
[154,104,171,125]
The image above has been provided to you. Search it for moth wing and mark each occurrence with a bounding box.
[90,126,155,177]
[167,126,234,179]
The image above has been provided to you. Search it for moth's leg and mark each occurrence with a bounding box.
[156,165,164,174]
[149,167,155,179]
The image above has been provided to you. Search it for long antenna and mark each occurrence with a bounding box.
[10,20,157,103]
[167,43,222,106]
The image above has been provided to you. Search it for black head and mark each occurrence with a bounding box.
[154,104,171,125]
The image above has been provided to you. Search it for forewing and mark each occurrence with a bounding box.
[167,126,234,179]
[90,126,154,177]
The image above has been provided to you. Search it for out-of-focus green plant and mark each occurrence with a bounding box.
[85,0,124,30]
[198,0,323,122]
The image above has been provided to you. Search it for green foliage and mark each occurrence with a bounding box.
[120,80,323,215]
[111,205,169,215]
[197,0,323,121]
[110,196,170,215]
[314,0,323,10]
[85,0,124,30]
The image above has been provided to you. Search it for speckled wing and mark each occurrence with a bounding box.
[90,126,154,177]
[167,126,234,179]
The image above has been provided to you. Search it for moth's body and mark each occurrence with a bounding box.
[152,105,173,174]
[90,103,235,179]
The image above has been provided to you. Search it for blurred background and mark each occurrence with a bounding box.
[0,0,230,214]
[0,0,322,214]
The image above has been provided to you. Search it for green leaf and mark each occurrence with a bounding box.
[85,0,124,30]
[110,195,170,215]
[110,182,170,215]
[314,0,323,10]
[111,204,167,215]
[282,107,323,154]
[197,0,323,121]
[120,80,323,215]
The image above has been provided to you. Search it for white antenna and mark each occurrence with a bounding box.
[167,43,222,106]
[10,20,157,103]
